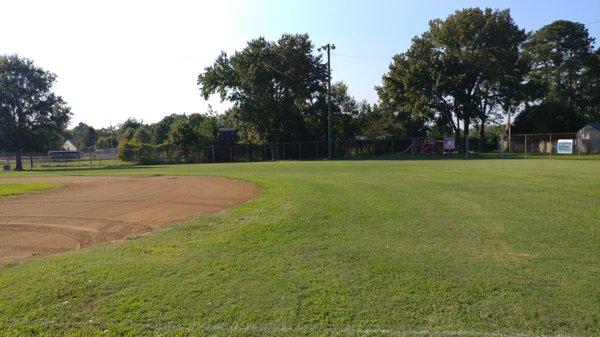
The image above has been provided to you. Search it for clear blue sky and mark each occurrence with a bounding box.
[2,0,599,127]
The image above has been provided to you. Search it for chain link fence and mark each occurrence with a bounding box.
[1,133,597,171]
[500,132,599,157]
[0,148,121,171]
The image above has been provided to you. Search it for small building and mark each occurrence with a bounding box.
[48,151,80,160]
[48,140,80,160]
[577,122,600,154]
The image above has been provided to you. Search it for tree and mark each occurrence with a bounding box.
[198,34,327,154]
[133,127,152,144]
[119,118,143,141]
[525,20,595,106]
[377,33,444,137]
[0,55,71,170]
[429,8,527,152]
[153,114,180,144]
[580,48,600,121]
[512,100,586,133]
[81,126,97,151]
[168,116,196,160]
[379,8,527,152]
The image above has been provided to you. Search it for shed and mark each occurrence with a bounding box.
[577,122,600,153]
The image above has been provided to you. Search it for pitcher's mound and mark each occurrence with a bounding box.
[0,176,258,260]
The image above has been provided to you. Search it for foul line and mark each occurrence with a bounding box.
[0,319,584,337]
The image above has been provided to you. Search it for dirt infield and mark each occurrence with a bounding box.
[0,176,258,260]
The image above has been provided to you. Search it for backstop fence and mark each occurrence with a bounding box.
[1,133,597,170]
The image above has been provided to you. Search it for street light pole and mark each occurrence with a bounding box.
[319,43,335,159]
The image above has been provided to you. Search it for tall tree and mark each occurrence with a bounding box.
[524,20,595,106]
[580,48,600,121]
[377,33,446,137]
[198,34,327,154]
[0,55,71,170]
[379,8,527,151]
[429,8,527,152]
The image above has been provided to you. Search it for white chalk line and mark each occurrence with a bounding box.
[0,319,584,337]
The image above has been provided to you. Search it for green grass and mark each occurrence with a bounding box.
[0,182,62,197]
[0,160,599,337]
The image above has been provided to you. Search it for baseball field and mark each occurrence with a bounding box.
[0,159,598,337]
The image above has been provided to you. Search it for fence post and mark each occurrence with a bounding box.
[283,143,286,160]
[316,142,319,160]
[299,142,302,160]
[354,140,358,160]
[391,138,395,158]
[211,145,215,163]
[524,134,527,159]
[549,134,552,156]
[412,138,416,158]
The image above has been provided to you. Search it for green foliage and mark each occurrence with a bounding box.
[525,20,595,106]
[198,34,328,143]
[153,114,180,144]
[132,127,152,144]
[580,49,600,121]
[116,139,139,162]
[0,55,71,170]
[0,160,599,336]
[379,8,527,148]
[512,100,587,133]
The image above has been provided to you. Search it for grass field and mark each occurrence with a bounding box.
[0,159,599,336]
[0,182,62,197]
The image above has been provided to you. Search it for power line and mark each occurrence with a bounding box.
[586,18,600,25]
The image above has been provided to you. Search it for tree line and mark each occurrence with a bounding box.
[1,7,599,169]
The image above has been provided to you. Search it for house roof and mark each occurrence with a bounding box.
[62,140,77,152]
[587,122,600,131]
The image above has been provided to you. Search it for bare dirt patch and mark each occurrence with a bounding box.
[0,176,258,260]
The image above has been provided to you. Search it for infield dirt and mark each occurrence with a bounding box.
[0,175,258,260]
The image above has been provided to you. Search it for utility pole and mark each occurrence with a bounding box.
[319,43,335,159]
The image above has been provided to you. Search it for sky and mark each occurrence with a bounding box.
[2,0,599,128]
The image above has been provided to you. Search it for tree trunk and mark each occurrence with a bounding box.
[15,149,23,171]
[479,120,485,153]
